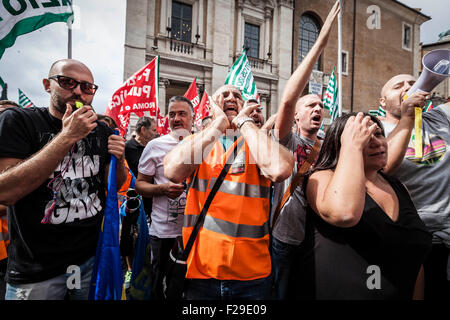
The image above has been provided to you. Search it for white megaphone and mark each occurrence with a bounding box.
[408,49,450,94]
[404,49,450,159]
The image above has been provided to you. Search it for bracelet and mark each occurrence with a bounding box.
[236,117,255,129]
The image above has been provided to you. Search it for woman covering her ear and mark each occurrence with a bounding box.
[297,112,431,300]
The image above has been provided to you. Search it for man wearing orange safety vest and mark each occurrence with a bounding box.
[164,84,294,299]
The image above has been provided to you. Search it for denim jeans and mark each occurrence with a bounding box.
[185,276,272,300]
[5,256,95,300]
[271,237,303,300]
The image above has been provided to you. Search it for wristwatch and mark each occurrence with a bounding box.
[236,117,255,129]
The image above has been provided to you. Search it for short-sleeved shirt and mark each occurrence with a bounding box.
[138,134,185,238]
[382,104,450,246]
[125,137,152,216]
[271,131,317,245]
[0,107,112,284]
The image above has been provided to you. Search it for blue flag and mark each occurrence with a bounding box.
[89,131,124,300]
[127,199,152,300]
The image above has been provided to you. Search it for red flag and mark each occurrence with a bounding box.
[157,114,170,135]
[194,91,211,130]
[106,56,161,136]
[184,79,200,110]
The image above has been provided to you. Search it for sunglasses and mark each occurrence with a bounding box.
[48,75,98,95]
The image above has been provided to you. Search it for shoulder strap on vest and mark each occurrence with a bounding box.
[271,139,321,231]
[181,137,245,260]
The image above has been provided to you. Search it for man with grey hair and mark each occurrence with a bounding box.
[135,96,193,300]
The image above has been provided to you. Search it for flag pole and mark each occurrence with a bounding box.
[337,0,343,117]
[67,21,72,59]
[67,2,73,59]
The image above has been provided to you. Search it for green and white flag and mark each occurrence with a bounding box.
[0,76,5,89]
[323,66,338,123]
[18,88,36,108]
[369,106,386,117]
[225,47,259,101]
[0,1,73,59]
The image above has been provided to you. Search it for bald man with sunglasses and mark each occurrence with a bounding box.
[0,59,127,300]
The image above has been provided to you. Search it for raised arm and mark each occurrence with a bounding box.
[0,105,97,206]
[383,91,427,175]
[232,102,295,183]
[275,0,339,140]
[306,113,377,227]
[164,99,229,183]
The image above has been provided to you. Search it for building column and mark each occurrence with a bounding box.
[159,78,170,115]
[274,1,293,112]
[211,0,233,92]
[124,0,148,80]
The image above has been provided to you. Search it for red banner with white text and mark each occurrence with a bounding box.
[106,56,166,136]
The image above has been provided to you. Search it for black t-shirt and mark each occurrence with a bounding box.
[0,107,113,284]
[125,138,152,217]
[125,138,145,178]
[297,173,432,300]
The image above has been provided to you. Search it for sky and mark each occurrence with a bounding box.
[0,0,126,115]
[0,0,449,115]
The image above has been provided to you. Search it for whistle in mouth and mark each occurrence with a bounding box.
[75,101,83,109]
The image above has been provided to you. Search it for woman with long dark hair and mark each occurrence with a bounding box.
[298,112,432,299]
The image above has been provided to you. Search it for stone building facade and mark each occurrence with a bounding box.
[124,0,429,130]
[293,0,429,114]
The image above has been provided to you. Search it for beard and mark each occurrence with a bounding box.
[51,91,83,114]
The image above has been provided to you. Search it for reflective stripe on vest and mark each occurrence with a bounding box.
[183,136,272,280]
[191,176,271,199]
[184,214,269,239]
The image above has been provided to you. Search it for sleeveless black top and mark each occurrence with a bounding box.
[298,173,432,300]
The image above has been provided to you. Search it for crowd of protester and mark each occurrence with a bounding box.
[0,1,448,301]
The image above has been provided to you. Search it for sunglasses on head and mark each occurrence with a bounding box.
[48,75,98,95]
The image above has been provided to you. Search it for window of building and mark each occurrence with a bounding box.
[299,14,321,70]
[171,1,192,42]
[402,22,412,51]
[244,22,260,58]
[341,50,348,76]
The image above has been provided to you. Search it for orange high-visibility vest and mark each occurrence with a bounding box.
[183,136,272,280]
[0,213,9,260]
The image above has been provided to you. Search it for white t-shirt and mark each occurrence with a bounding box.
[138,133,186,238]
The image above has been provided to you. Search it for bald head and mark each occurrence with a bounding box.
[294,94,324,137]
[44,59,95,118]
[48,59,93,79]
[295,94,322,112]
[379,74,415,119]
[380,74,415,98]
[212,84,244,125]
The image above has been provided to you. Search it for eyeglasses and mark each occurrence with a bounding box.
[48,75,98,95]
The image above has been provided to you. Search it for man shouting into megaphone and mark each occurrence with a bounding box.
[380,73,450,301]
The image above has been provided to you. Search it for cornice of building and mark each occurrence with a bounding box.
[390,0,431,22]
